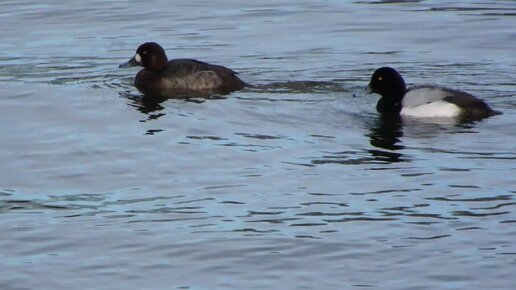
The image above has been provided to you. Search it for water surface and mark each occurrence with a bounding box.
[1,1,515,289]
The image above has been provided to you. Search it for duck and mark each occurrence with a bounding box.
[367,67,501,120]
[119,42,248,95]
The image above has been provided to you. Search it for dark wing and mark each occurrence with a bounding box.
[164,59,248,92]
[443,94,500,119]
[162,59,239,79]
[439,87,483,106]
[437,86,501,119]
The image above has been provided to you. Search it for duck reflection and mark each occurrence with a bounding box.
[120,91,168,119]
[366,114,406,163]
[119,89,227,121]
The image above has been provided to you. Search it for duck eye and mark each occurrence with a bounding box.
[142,51,147,55]
[377,76,383,81]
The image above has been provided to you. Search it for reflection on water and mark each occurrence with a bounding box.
[1,0,515,289]
[368,115,404,151]
[122,91,168,116]
[367,114,405,162]
[121,91,227,118]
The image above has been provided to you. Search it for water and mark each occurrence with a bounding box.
[1,1,515,289]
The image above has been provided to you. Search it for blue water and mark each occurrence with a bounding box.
[1,1,515,289]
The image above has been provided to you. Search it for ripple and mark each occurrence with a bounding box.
[357,0,424,3]
[406,234,452,240]
[248,80,347,94]
[325,217,398,223]
[453,211,510,218]
[310,149,410,166]
[235,133,287,140]
[426,195,513,202]
[0,199,72,213]
[1,1,515,289]
[0,56,131,91]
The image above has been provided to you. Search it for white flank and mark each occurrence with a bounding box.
[134,53,142,64]
[401,100,461,118]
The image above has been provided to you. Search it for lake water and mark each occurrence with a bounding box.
[1,1,515,289]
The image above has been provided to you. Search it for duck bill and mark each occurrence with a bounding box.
[365,83,374,94]
[119,56,139,68]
